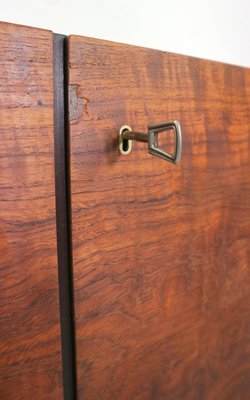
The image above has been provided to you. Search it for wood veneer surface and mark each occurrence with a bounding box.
[68,35,250,399]
[0,22,63,399]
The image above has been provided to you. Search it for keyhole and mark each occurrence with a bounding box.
[122,138,129,152]
[119,125,133,155]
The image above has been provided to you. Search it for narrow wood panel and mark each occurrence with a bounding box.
[54,33,77,400]
[0,22,63,399]
[68,35,250,400]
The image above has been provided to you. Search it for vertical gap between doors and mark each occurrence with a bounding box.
[53,33,77,400]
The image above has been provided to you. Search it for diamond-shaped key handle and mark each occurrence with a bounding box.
[119,121,182,164]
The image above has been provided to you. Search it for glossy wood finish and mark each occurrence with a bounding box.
[0,22,63,399]
[68,35,250,399]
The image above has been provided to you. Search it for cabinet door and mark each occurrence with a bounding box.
[0,22,63,399]
[68,35,250,399]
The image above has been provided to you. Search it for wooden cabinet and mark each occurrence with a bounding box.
[1,21,250,400]
[68,35,250,400]
[0,23,63,399]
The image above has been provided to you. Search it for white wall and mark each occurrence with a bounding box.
[1,0,250,67]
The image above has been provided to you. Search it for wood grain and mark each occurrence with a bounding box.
[0,22,63,399]
[68,35,250,400]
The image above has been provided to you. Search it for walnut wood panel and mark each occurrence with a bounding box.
[0,22,63,399]
[68,35,250,399]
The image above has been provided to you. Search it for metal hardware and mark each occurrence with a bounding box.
[119,121,182,164]
[119,125,133,155]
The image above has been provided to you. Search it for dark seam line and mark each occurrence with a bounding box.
[53,33,77,400]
